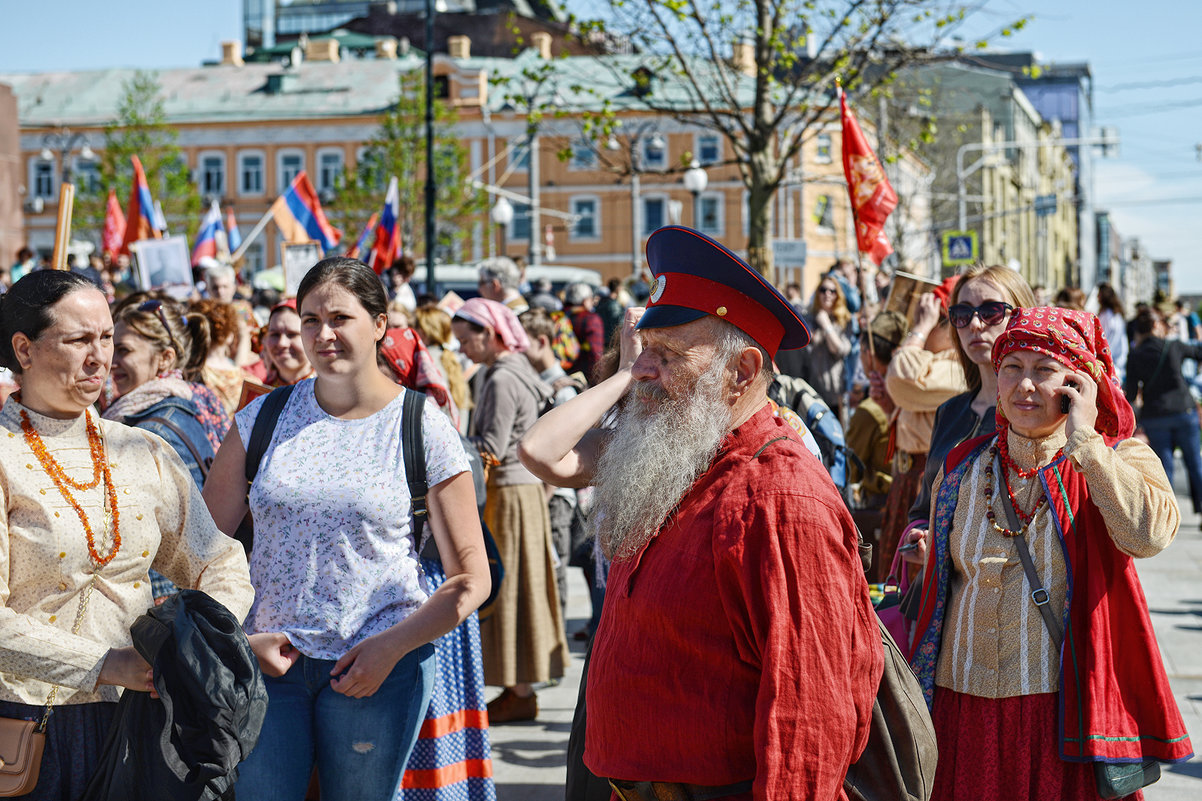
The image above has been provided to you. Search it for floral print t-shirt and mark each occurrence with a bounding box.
[236,379,470,659]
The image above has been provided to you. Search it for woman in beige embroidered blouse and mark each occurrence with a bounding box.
[0,271,253,801]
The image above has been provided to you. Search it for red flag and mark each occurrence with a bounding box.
[840,89,898,265]
[102,189,126,260]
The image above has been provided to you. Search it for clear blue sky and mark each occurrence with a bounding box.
[3,0,1201,293]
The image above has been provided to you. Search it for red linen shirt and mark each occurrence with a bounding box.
[585,404,883,800]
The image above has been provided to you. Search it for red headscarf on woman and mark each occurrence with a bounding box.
[379,327,456,427]
[991,306,1135,439]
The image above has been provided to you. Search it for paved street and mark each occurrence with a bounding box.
[488,461,1202,800]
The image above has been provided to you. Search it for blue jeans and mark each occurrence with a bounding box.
[1142,408,1202,514]
[237,644,435,801]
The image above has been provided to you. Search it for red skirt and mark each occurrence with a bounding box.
[931,689,1142,801]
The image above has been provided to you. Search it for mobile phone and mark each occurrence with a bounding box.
[897,542,919,553]
[1060,380,1079,414]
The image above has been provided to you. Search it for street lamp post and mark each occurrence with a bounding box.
[41,127,95,188]
[491,196,514,257]
[683,159,708,227]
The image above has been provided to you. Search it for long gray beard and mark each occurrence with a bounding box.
[591,368,732,561]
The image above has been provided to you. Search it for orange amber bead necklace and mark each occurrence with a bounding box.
[20,410,122,566]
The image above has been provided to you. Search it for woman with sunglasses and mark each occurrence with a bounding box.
[875,278,966,581]
[798,276,853,417]
[0,271,252,800]
[898,265,1035,569]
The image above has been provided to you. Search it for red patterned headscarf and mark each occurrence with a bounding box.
[379,326,457,427]
[991,306,1135,439]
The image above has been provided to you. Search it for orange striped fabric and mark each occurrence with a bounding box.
[401,759,493,789]
[417,709,489,739]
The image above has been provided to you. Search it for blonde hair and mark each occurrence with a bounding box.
[950,263,1036,392]
[414,306,471,412]
[810,276,852,328]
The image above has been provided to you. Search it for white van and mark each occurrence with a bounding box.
[410,263,603,299]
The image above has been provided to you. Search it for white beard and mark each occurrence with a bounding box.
[591,366,732,561]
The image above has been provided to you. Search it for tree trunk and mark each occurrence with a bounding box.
[745,149,776,276]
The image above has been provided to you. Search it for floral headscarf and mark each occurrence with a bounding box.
[454,297,530,353]
[991,306,1135,439]
[379,327,457,428]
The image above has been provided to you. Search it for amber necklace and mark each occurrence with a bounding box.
[20,409,122,566]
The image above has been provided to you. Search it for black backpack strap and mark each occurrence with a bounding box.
[244,384,296,494]
[402,389,430,550]
[141,415,211,482]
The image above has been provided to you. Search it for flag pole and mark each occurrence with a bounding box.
[838,79,876,362]
[230,205,276,264]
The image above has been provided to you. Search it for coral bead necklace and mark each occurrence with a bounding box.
[20,410,122,566]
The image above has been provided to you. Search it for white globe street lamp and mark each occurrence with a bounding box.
[491,196,514,257]
[682,159,709,228]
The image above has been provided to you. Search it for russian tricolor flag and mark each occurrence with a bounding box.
[191,201,224,266]
[370,176,401,274]
[271,171,341,251]
[119,155,161,255]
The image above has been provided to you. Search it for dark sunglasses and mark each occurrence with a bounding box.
[818,286,838,295]
[137,299,183,357]
[948,301,1012,329]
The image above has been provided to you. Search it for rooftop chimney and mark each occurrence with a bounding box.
[221,41,244,67]
[531,31,552,60]
[731,39,755,77]
[375,37,398,60]
[306,38,341,63]
[447,35,471,60]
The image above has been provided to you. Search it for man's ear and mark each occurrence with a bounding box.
[733,346,764,394]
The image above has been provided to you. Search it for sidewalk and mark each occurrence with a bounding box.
[489,470,1202,800]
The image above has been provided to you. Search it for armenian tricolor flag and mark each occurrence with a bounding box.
[346,212,378,261]
[119,155,161,255]
[271,171,341,251]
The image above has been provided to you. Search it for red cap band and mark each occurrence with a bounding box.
[649,271,786,357]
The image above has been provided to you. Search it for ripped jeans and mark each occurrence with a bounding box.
[236,644,435,801]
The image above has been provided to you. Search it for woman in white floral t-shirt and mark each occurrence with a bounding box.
[204,258,490,801]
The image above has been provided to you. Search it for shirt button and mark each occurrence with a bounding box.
[142,550,150,558]
[136,514,143,521]
[994,587,1000,594]
[58,582,67,591]
[133,582,141,589]
[48,615,57,623]
[123,489,130,495]
[58,552,66,559]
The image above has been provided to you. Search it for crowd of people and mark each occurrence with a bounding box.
[0,228,1195,801]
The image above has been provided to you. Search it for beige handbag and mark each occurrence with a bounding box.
[0,577,96,797]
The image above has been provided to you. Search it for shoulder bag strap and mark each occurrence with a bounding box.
[244,384,296,493]
[141,415,210,482]
[997,453,1064,649]
[401,390,430,551]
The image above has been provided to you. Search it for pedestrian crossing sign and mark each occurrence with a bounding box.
[941,231,978,267]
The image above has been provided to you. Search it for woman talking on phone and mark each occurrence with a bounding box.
[909,307,1192,801]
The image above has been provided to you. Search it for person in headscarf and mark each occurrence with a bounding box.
[451,298,567,723]
[377,326,456,428]
[908,307,1193,801]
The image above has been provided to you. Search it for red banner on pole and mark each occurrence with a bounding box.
[840,89,898,265]
[102,189,126,260]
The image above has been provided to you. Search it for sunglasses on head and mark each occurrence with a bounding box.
[137,299,183,357]
[948,301,1012,329]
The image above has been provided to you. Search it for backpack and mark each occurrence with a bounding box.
[549,310,581,371]
[769,374,851,488]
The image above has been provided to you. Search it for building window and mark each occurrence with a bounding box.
[643,196,666,234]
[239,152,264,195]
[571,196,599,239]
[355,147,386,190]
[816,133,833,164]
[512,202,531,241]
[73,159,101,194]
[317,149,344,193]
[199,153,225,197]
[569,140,597,170]
[696,193,722,235]
[511,141,529,172]
[697,133,721,165]
[32,159,55,199]
[641,136,667,170]
[243,240,265,274]
[813,194,834,230]
[278,150,305,193]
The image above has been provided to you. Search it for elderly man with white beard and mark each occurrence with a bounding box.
[519,226,883,801]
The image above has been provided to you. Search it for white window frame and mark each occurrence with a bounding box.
[238,150,265,196]
[815,133,833,164]
[642,193,669,235]
[197,150,226,198]
[696,133,721,166]
[695,191,724,236]
[641,136,667,170]
[277,149,305,193]
[568,140,597,171]
[316,147,345,193]
[570,195,601,241]
[30,156,56,200]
